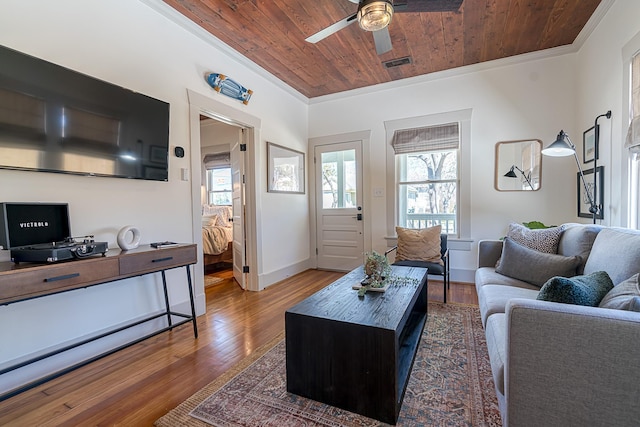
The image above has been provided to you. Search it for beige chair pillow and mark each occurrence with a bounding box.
[395,225,443,265]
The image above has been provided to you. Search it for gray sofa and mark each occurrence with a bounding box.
[475,223,640,427]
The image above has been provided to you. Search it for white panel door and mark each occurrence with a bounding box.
[230,133,245,289]
[315,141,364,271]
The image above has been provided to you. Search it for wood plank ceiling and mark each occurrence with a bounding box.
[163,0,602,99]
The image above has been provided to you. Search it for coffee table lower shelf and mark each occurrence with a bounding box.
[285,265,428,424]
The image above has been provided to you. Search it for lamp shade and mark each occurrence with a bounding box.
[358,0,393,31]
[541,130,574,157]
[504,166,518,178]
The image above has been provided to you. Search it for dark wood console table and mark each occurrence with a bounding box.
[285,265,428,424]
[0,244,198,402]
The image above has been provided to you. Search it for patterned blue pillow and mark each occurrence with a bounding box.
[538,271,614,306]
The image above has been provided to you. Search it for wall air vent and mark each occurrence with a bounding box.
[383,56,412,68]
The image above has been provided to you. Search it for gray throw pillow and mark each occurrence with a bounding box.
[495,237,581,287]
[628,297,640,312]
[599,273,640,311]
[538,271,614,306]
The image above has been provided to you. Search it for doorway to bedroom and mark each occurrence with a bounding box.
[200,116,245,291]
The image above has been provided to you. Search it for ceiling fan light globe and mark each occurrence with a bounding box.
[357,0,393,32]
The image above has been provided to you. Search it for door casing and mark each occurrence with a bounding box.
[309,130,372,270]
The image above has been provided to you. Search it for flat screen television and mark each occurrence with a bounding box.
[0,45,170,181]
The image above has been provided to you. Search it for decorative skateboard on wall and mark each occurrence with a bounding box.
[206,73,253,105]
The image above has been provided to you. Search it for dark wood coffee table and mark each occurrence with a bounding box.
[285,265,428,424]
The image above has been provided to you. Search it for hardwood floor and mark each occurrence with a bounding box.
[0,269,477,426]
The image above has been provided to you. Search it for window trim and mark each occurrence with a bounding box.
[384,109,472,239]
[622,31,640,228]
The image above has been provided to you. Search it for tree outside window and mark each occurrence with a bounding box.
[398,150,457,233]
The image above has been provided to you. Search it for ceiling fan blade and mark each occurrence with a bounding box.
[394,0,464,13]
[305,13,358,44]
[372,27,393,55]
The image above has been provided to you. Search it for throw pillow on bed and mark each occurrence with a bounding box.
[202,215,219,227]
[495,237,581,287]
[537,271,614,306]
[599,273,640,312]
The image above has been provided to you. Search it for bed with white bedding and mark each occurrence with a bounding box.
[202,205,233,267]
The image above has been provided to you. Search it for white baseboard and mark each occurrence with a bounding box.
[451,268,475,284]
[258,259,314,291]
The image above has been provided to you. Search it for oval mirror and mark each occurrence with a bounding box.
[495,139,542,191]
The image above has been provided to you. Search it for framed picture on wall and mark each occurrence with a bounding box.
[583,125,598,163]
[267,142,305,194]
[577,166,604,219]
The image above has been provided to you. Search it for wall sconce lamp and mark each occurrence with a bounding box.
[542,110,612,223]
[504,165,534,190]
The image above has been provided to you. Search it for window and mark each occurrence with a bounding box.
[203,152,232,205]
[627,51,640,227]
[392,123,459,234]
[321,149,356,208]
[206,167,232,205]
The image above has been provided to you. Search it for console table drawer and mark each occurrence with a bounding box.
[119,245,196,276]
[0,258,119,303]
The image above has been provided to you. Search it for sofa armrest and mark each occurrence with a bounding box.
[477,239,503,268]
[505,298,640,427]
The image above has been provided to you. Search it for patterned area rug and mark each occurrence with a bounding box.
[155,303,501,427]
[204,275,225,288]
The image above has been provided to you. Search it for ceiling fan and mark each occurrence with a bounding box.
[305,0,464,55]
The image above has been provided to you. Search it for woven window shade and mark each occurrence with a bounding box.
[204,152,230,168]
[626,54,640,153]
[391,122,459,154]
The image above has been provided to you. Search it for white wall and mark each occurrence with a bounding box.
[0,0,309,393]
[308,0,640,282]
[575,0,640,226]
[309,54,578,280]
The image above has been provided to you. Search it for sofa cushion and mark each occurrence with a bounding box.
[485,313,507,396]
[477,283,539,326]
[557,223,603,274]
[475,267,540,291]
[599,273,640,311]
[506,222,565,254]
[395,225,443,265]
[584,228,640,285]
[495,238,581,287]
[537,271,614,306]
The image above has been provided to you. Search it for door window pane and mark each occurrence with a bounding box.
[321,149,356,209]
